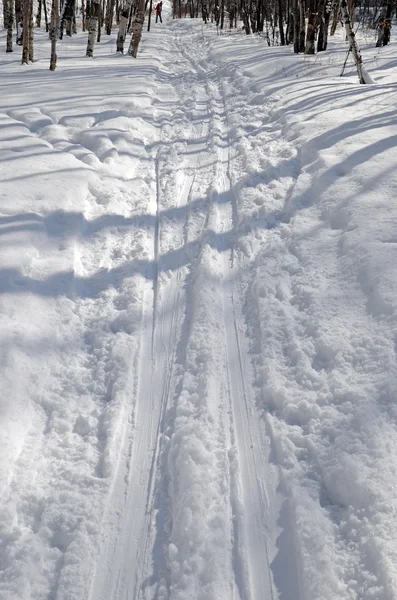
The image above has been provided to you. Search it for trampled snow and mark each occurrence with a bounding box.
[1,9,397,600]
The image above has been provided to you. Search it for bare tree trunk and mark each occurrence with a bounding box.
[105,0,116,32]
[28,0,33,60]
[22,0,31,63]
[298,0,305,50]
[347,0,354,24]
[49,0,58,69]
[317,0,331,49]
[127,5,133,31]
[116,0,134,52]
[306,0,317,52]
[128,0,144,56]
[241,0,251,33]
[8,0,14,51]
[66,0,75,35]
[58,0,64,36]
[341,0,372,83]
[293,0,300,51]
[82,0,86,29]
[105,0,111,29]
[147,0,152,29]
[36,0,42,25]
[286,0,293,44]
[5,0,14,52]
[86,0,100,55]
[278,0,285,43]
[44,0,49,30]
[58,0,70,40]
[220,0,224,27]
[97,0,104,41]
[330,0,340,34]
[4,0,10,34]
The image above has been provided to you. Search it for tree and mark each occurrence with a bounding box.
[81,0,86,30]
[86,0,101,56]
[376,0,392,47]
[49,0,58,70]
[317,0,331,51]
[116,0,134,53]
[105,0,117,33]
[36,0,49,30]
[59,0,75,37]
[22,0,33,64]
[128,0,144,56]
[3,0,14,53]
[306,0,317,53]
[147,0,153,30]
[340,0,374,83]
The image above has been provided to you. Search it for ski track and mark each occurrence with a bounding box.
[210,83,276,600]
[0,20,303,600]
[86,22,285,600]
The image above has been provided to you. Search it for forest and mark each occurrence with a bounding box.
[1,0,394,71]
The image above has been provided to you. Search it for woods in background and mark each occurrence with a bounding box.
[1,0,394,69]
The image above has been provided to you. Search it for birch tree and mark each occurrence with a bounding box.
[81,0,86,29]
[105,0,116,33]
[49,0,58,70]
[116,0,134,53]
[340,0,374,83]
[4,0,14,52]
[306,0,317,53]
[22,0,33,64]
[28,0,33,60]
[86,0,101,56]
[128,0,144,57]
[97,0,104,42]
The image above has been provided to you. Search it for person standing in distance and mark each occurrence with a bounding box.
[155,1,163,23]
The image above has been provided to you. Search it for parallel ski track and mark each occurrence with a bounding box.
[91,24,276,600]
[179,29,277,600]
[120,44,215,599]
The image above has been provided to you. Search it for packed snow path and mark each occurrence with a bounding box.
[2,11,397,600]
[88,26,282,600]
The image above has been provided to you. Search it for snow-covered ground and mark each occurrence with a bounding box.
[2,10,397,600]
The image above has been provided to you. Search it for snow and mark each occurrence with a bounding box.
[2,9,397,600]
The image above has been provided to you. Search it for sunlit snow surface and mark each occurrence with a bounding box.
[1,10,397,600]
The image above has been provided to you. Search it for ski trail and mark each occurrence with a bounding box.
[155,26,279,600]
[224,278,276,600]
[91,22,283,600]
[152,152,161,357]
[87,278,157,600]
[89,37,215,599]
[208,75,277,600]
